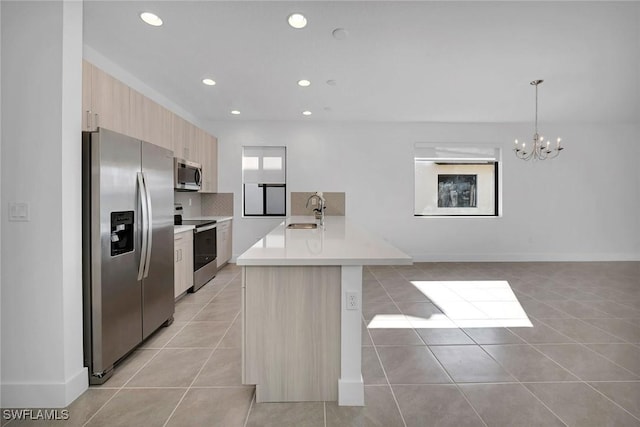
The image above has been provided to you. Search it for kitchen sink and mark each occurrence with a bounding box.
[286,223,318,229]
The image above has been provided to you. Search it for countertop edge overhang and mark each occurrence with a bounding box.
[237,216,412,267]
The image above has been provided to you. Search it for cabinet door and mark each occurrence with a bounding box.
[82,60,93,130]
[217,221,232,267]
[174,235,185,298]
[186,123,199,164]
[158,106,174,153]
[198,129,210,192]
[91,65,130,134]
[130,89,164,147]
[202,134,218,193]
[183,233,194,291]
[210,135,218,193]
[172,115,188,160]
[216,226,224,268]
[225,220,232,264]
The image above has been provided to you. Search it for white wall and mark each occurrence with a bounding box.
[1,1,86,408]
[207,120,640,262]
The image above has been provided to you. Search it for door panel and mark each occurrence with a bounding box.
[92,128,143,372]
[141,141,175,339]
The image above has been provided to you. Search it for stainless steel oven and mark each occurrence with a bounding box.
[182,219,217,291]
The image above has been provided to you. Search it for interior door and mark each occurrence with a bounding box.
[141,141,175,339]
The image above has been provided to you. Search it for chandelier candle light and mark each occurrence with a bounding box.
[514,80,564,161]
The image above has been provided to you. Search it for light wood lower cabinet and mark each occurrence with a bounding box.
[174,231,194,299]
[216,220,232,268]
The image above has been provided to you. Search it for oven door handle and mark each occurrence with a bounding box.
[142,172,153,278]
[194,223,217,233]
[137,172,149,281]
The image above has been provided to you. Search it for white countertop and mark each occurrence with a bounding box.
[237,216,412,266]
[174,225,195,234]
[187,216,233,223]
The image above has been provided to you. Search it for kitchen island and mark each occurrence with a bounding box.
[237,216,411,406]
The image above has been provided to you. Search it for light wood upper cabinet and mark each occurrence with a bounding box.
[200,133,218,193]
[158,106,174,154]
[82,61,92,130]
[129,89,166,149]
[82,61,130,134]
[82,60,218,191]
[172,114,189,160]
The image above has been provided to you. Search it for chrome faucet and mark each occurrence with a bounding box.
[306,192,326,223]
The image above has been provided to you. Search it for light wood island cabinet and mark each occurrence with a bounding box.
[238,216,412,406]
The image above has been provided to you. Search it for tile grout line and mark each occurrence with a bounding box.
[529,317,640,379]
[471,343,570,426]
[518,320,640,423]
[242,391,256,427]
[323,401,327,427]
[392,265,574,426]
[496,273,640,423]
[161,306,241,427]
[363,272,408,427]
[83,268,239,427]
[392,266,491,427]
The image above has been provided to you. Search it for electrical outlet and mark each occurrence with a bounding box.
[346,291,359,310]
[188,198,192,206]
[311,198,317,206]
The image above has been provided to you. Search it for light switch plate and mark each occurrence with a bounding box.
[8,202,30,222]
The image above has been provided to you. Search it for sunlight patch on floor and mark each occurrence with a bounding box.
[367,280,533,329]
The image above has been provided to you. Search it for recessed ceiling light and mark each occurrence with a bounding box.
[297,79,311,87]
[288,13,307,29]
[302,110,312,116]
[140,12,163,27]
[326,79,337,86]
[202,78,216,86]
[230,110,241,115]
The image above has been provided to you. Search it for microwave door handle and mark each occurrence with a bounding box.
[195,169,202,186]
[142,172,153,278]
[137,172,149,281]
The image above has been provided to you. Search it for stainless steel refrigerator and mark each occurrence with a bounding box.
[82,128,174,384]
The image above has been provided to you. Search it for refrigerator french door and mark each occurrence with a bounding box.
[82,128,174,384]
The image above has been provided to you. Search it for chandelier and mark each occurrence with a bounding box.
[514,80,563,161]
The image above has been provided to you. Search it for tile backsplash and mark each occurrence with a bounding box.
[291,192,345,216]
[174,192,202,218]
[202,193,234,216]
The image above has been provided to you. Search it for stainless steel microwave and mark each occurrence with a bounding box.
[174,157,202,191]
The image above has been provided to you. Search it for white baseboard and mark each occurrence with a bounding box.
[1,367,88,408]
[410,252,640,263]
[338,377,365,406]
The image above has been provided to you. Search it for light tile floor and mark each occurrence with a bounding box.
[3,262,639,426]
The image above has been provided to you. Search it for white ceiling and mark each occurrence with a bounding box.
[83,1,640,123]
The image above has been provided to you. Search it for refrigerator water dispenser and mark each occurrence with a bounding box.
[110,211,134,256]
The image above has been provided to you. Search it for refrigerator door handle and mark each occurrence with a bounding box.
[137,172,149,281]
[142,172,153,278]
